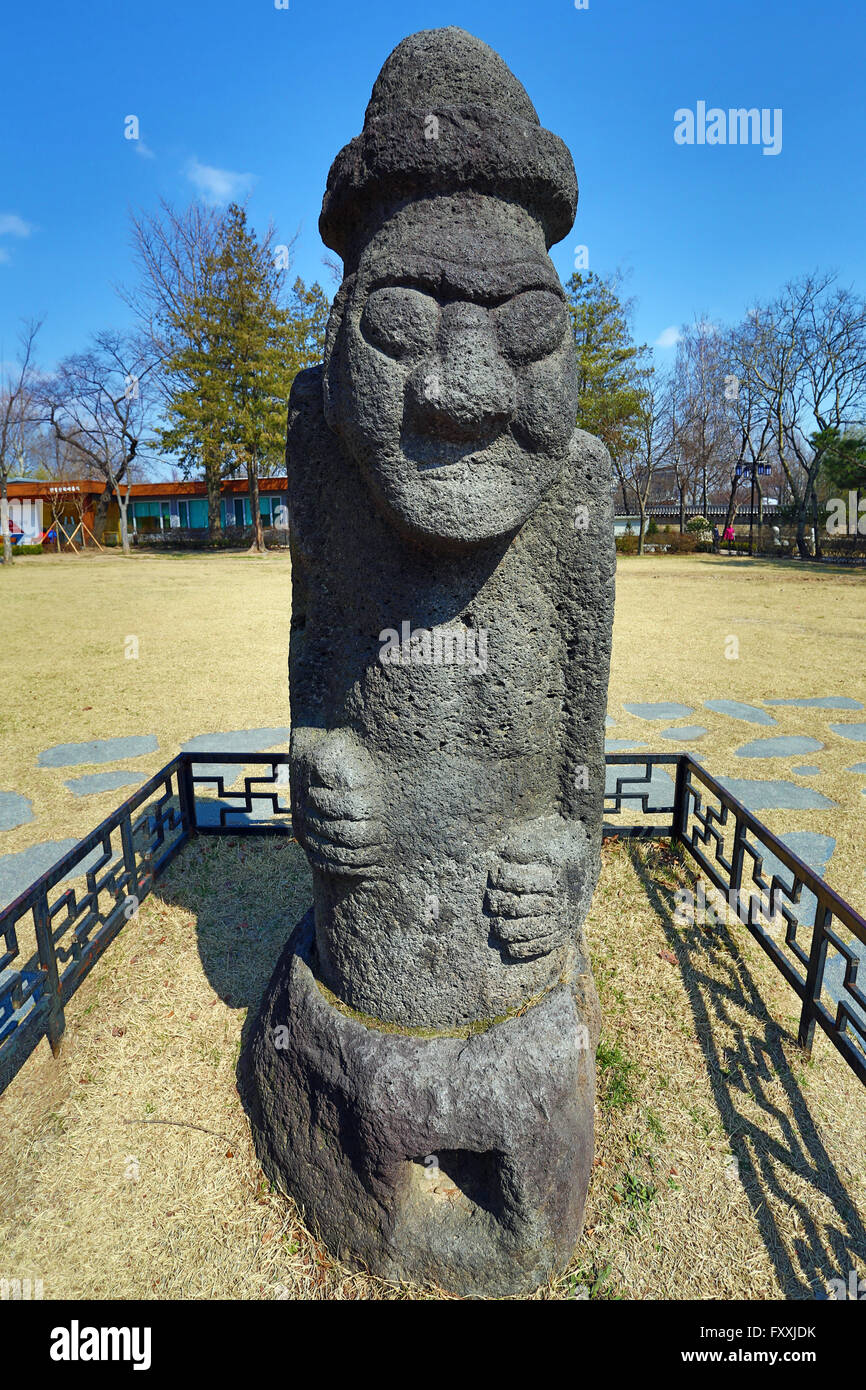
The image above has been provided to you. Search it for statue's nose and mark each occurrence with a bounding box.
[405,303,517,445]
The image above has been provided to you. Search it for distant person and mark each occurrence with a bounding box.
[712,524,720,553]
[723,524,735,553]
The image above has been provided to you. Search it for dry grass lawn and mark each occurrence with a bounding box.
[0,549,863,1299]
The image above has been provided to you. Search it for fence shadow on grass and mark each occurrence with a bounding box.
[626,839,866,1300]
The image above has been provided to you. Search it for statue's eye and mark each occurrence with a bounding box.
[495,290,568,364]
[360,287,440,359]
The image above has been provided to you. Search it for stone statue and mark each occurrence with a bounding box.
[244,25,615,1297]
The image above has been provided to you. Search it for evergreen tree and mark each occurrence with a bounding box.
[817,426,866,494]
[282,277,329,393]
[158,207,329,547]
[211,205,286,550]
[157,241,232,539]
[565,272,651,482]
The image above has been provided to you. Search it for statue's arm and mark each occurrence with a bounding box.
[485,430,615,960]
[286,367,386,880]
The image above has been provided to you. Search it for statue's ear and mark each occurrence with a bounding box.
[322,275,354,431]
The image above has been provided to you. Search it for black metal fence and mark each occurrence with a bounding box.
[1,752,863,1095]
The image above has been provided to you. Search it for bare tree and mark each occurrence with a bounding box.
[744,274,866,557]
[670,318,730,527]
[42,332,154,555]
[0,321,42,566]
[714,317,779,540]
[616,373,677,553]
[120,199,226,536]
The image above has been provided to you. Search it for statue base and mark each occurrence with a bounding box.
[243,911,598,1297]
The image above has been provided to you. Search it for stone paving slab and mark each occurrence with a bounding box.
[829,723,866,743]
[64,772,144,798]
[623,702,694,721]
[765,697,863,710]
[704,700,777,726]
[715,777,838,812]
[735,736,824,759]
[37,736,159,769]
[0,793,33,833]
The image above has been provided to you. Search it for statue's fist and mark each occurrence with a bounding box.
[485,857,560,960]
[485,816,591,961]
[292,729,385,878]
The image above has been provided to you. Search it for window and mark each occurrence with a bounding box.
[133,500,161,533]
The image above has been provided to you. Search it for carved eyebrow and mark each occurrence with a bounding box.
[364,259,564,306]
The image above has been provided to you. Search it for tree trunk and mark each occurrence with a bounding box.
[247,457,265,554]
[811,485,822,559]
[118,499,131,555]
[794,505,810,559]
[723,476,739,534]
[637,499,646,555]
[678,484,686,534]
[1,474,12,567]
[204,440,222,544]
[92,487,112,543]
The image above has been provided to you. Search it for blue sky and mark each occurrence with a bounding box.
[3,0,865,385]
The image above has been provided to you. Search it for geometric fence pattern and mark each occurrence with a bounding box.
[0,751,863,1096]
[605,753,866,1085]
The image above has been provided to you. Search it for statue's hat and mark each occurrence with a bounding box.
[319,27,578,266]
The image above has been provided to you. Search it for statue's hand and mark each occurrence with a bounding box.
[292,730,385,878]
[485,816,590,961]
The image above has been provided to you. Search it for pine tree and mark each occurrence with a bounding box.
[211,205,287,550]
[281,277,329,396]
[157,245,231,540]
[158,207,329,548]
[566,272,651,472]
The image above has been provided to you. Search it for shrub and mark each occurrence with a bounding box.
[615,534,639,554]
[646,517,659,536]
[11,543,43,555]
[666,532,698,554]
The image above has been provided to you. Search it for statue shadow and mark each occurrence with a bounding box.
[625,839,866,1300]
[154,834,313,1062]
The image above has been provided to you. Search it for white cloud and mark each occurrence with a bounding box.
[654,325,682,348]
[134,140,155,160]
[185,159,255,205]
[0,213,34,238]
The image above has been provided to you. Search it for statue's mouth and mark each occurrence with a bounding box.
[400,429,506,473]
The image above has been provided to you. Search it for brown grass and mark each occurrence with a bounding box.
[0,833,862,1301]
[0,549,864,1299]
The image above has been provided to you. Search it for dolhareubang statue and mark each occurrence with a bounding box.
[244,26,615,1297]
